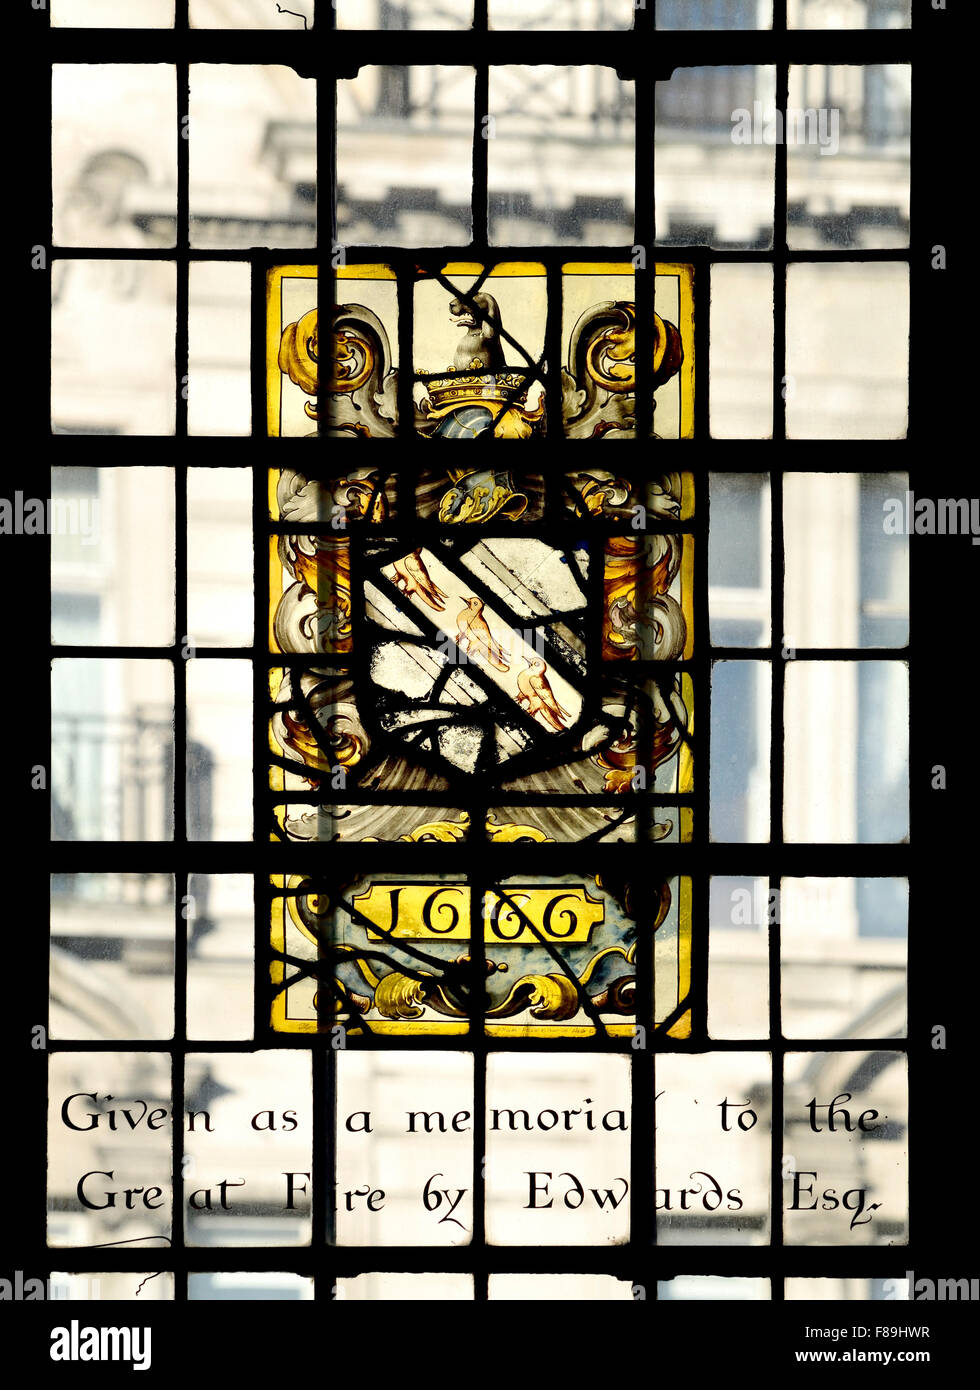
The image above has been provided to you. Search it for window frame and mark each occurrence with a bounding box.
[22,0,943,1312]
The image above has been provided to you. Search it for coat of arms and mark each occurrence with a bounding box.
[271,263,692,439]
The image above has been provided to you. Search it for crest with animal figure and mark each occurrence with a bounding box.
[272,263,693,439]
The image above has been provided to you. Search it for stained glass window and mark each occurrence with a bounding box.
[19,0,973,1357]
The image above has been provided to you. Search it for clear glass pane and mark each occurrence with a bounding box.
[786,1277,910,1299]
[186,659,253,841]
[784,1050,908,1245]
[186,873,254,1041]
[787,66,910,250]
[50,873,175,1041]
[785,263,909,439]
[50,1272,175,1300]
[710,265,773,438]
[490,1275,635,1299]
[788,0,911,27]
[784,472,909,648]
[48,1052,172,1248]
[51,467,175,647]
[656,67,776,248]
[784,661,909,843]
[189,65,316,249]
[53,65,176,248]
[658,0,773,27]
[781,877,908,1039]
[709,473,771,647]
[336,1052,474,1246]
[188,263,252,436]
[486,1055,631,1246]
[657,1054,772,1244]
[51,658,175,841]
[188,1273,314,1299]
[337,67,474,246]
[490,0,633,28]
[187,468,254,647]
[336,1274,474,1299]
[52,261,177,435]
[710,660,771,842]
[52,0,174,28]
[489,67,634,246]
[191,0,314,24]
[659,1277,772,1299]
[708,877,770,1039]
[337,0,469,24]
[184,1052,312,1246]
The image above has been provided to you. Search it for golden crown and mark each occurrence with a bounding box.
[420,363,533,411]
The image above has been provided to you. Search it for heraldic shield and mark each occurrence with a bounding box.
[270,467,691,822]
[269,465,694,1035]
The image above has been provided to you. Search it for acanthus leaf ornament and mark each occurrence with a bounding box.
[325,304,399,439]
[563,300,684,439]
[278,307,318,421]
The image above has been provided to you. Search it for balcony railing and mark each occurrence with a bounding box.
[51,711,212,843]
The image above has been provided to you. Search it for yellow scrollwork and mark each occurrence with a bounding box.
[329,325,375,396]
[602,534,642,659]
[279,537,353,653]
[580,304,682,397]
[585,303,635,394]
[486,973,581,1021]
[485,813,553,843]
[276,710,364,786]
[437,482,528,524]
[278,308,318,420]
[285,876,332,950]
[366,813,471,844]
[592,746,636,794]
[374,972,431,1020]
